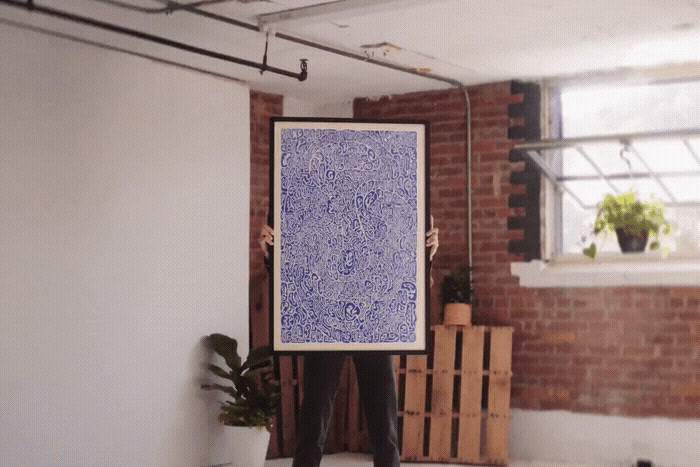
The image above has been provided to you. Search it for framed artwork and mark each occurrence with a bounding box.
[269,118,430,353]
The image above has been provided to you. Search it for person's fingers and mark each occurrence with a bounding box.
[426,216,439,262]
[429,242,438,261]
[262,225,275,242]
[426,227,439,261]
[259,225,275,257]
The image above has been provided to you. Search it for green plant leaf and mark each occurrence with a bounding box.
[206,363,230,380]
[242,345,273,372]
[206,333,242,371]
[201,334,280,429]
[583,243,597,259]
[585,190,672,259]
[439,264,473,306]
[201,382,236,397]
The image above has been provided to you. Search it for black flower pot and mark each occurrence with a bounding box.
[616,228,648,253]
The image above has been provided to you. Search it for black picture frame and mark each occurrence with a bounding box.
[269,118,430,354]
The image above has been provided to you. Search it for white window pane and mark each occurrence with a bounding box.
[561,193,595,254]
[562,148,595,176]
[562,81,700,137]
[633,140,699,172]
[611,179,672,203]
[685,138,700,165]
[562,144,647,177]
[659,177,700,202]
[592,143,646,175]
[556,79,700,258]
[562,179,611,206]
[667,206,700,254]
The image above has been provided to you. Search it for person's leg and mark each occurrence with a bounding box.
[353,354,400,467]
[292,352,346,467]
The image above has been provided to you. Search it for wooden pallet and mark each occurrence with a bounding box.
[252,277,512,463]
[398,325,513,465]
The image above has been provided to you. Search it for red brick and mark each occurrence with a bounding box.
[345,84,700,419]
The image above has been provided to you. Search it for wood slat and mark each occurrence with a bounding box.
[401,354,427,460]
[486,327,513,464]
[251,274,283,458]
[297,356,304,402]
[249,272,270,350]
[429,326,458,461]
[268,413,280,459]
[278,356,297,458]
[458,326,485,464]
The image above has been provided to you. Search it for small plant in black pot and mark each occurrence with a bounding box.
[582,190,671,259]
[440,264,473,325]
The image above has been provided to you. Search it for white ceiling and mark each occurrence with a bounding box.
[2,0,700,103]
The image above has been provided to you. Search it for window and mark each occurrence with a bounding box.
[555,81,700,258]
[511,79,700,287]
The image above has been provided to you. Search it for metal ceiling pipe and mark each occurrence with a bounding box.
[0,0,307,80]
[93,0,259,32]
[83,0,238,15]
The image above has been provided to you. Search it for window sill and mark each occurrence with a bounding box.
[511,255,700,288]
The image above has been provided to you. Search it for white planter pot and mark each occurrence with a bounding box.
[225,425,271,467]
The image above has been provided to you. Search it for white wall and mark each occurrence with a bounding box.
[283,96,353,118]
[0,25,250,466]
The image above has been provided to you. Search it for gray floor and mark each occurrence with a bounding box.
[264,451,583,466]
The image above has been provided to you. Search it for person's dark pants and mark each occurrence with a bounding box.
[292,352,400,467]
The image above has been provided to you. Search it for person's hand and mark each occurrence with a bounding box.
[259,225,275,258]
[426,215,439,261]
[426,215,439,287]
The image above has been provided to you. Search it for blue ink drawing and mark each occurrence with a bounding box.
[279,128,419,345]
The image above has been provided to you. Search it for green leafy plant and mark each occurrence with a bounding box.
[440,264,473,306]
[201,333,280,430]
[582,190,671,259]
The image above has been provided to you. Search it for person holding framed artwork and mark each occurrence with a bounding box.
[259,217,438,467]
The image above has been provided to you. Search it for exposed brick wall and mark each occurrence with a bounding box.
[354,84,526,325]
[248,86,700,420]
[353,84,700,419]
[249,90,283,283]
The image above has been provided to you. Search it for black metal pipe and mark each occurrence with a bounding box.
[1,0,307,80]
[71,0,240,16]
[99,0,465,88]
[95,0,261,32]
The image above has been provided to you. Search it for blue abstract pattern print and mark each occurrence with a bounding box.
[279,128,419,344]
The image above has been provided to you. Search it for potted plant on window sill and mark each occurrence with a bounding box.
[201,333,280,467]
[582,190,671,259]
[440,264,474,326]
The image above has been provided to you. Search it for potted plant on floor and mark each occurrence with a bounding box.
[582,190,671,259]
[440,264,474,325]
[201,333,280,467]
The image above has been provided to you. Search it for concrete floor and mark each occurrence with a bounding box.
[264,452,586,466]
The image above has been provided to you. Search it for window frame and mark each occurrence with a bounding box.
[510,80,700,288]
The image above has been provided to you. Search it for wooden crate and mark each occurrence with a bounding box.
[398,325,513,465]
